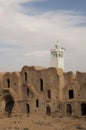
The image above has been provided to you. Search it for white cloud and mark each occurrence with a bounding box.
[0,0,86,71]
[24,50,49,57]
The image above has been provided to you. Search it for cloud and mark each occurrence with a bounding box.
[0,4,86,46]
[0,0,86,71]
[24,50,49,57]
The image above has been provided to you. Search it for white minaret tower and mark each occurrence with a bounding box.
[50,43,65,70]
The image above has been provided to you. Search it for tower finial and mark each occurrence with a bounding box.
[55,40,59,49]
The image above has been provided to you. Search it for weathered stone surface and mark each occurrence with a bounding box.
[0,65,86,117]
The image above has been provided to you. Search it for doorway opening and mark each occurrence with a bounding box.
[81,103,86,115]
[67,104,72,116]
[4,95,14,115]
[46,105,51,116]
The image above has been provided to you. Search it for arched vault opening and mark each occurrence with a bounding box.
[2,95,14,115]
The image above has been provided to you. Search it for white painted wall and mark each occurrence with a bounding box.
[50,44,64,70]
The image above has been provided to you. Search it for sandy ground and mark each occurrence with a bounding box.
[0,113,86,130]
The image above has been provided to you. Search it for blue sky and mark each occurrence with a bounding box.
[22,0,86,14]
[0,0,86,72]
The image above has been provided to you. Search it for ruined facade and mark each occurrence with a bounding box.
[0,65,86,117]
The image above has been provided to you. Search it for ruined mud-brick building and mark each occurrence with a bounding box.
[0,65,86,117]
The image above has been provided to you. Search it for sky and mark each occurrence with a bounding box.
[0,0,86,72]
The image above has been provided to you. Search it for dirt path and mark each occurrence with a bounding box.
[0,113,86,130]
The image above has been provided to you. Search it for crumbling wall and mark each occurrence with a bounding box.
[64,72,74,86]
[0,66,86,117]
[76,71,86,99]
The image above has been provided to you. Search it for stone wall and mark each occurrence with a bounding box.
[0,65,86,117]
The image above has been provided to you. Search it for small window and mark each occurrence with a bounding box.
[40,79,43,91]
[59,54,61,57]
[26,104,30,113]
[7,79,10,88]
[69,90,74,99]
[27,88,29,96]
[59,53,63,58]
[47,89,51,99]
[24,72,27,83]
[36,99,39,107]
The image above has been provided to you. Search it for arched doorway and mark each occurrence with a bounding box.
[81,103,86,115]
[46,105,51,116]
[67,104,72,116]
[4,95,14,115]
[26,104,30,113]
